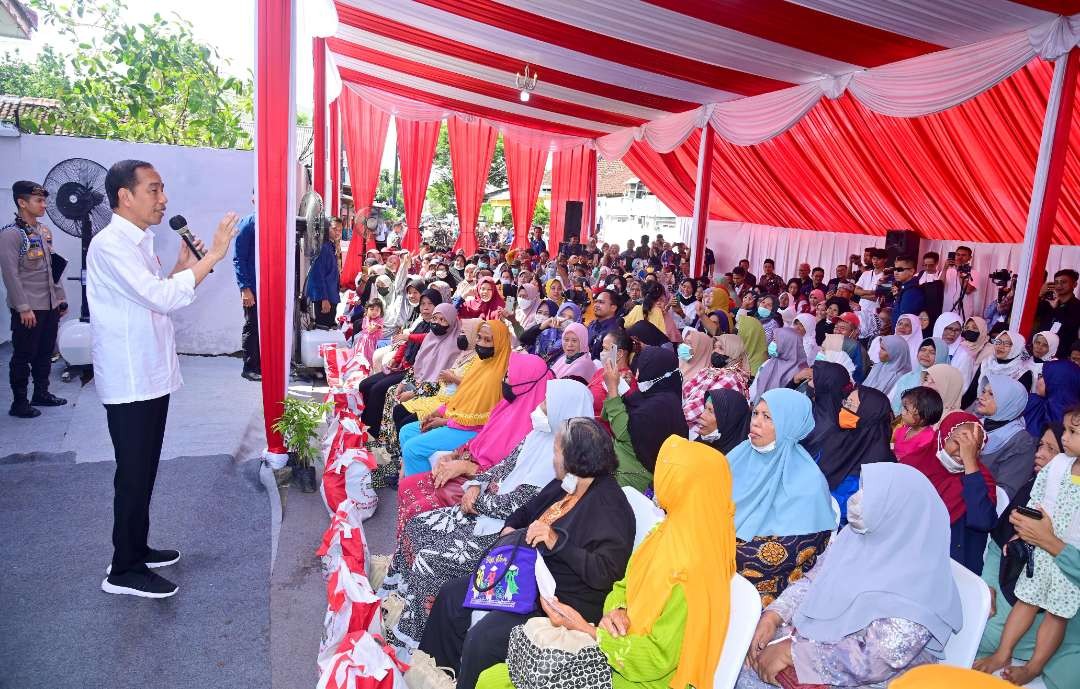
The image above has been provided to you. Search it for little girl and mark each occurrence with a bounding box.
[354,299,384,369]
[893,386,943,463]
[975,407,1080,684]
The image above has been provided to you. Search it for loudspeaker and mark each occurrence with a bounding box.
[885,229,920,260]
[564,201,583,242]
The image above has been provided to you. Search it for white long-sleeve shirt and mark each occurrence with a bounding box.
[86,213,196,404]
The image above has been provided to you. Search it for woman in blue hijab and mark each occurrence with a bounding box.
[726,388,836,605]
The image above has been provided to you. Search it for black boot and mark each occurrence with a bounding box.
[9,394,41,418]
[31,390,67,407]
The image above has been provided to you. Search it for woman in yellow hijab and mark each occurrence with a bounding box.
[476,434,736,689]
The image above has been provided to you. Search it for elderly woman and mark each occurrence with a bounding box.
[550,322,595,380]
[682,334,749,427]
[737,463,963,689]
[900,411,998,573]
[863,334,913,397]
[748,327,806,400]
[728,388,836,605]
[977,375,1038,498]
[381,379,594,657]
[978,330,1034,392]
[694,388,752,455]
[478,434,739,689]
[418,418,635,689]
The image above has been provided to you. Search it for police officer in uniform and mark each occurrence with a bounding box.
[0,181,68,418]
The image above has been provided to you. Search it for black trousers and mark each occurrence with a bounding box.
[8,307,59,399]
[105,394,170,577]
[392,403,418,436]
[419,575,541,689]
[314,308,337,328]
[241,303,260,374]
[357,370,405,437]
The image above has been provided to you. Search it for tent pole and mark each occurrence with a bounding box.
[329,97,340,217]
[312,37,327,202]
[690,123,715,277]
[1012,48,1079,335]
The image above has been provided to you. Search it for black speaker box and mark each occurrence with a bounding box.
[564,200,583,242]
[885,229,920,260]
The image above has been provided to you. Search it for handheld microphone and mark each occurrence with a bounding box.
[168,214,211,272]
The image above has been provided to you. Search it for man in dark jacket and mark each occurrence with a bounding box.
[305,217,342,328]
[232,208,260,381]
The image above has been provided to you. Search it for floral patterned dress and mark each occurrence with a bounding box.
[369,370,440,488]
[1015,454,1080,618]
[380,438,544,655]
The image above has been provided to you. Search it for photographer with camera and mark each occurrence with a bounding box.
[942,245,979,319]
[1034,269,1080,359]
[983,269,1016,329]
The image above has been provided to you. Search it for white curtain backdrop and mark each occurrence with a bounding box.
[681,218,1080,317]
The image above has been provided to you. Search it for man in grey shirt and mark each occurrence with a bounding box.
[0,181,68,418]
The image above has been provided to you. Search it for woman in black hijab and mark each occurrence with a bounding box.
[626,320,670,349]
[815,296,852,345]
[695,388,751,455]
[800,360,851,465]
[622,346,689,472]
[816,385,895,497]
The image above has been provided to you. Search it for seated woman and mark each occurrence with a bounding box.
[975,408,1080,684]
[418,418,635,689]
[863,334,913,397]
[694,388,751,455]
[1025,359,1080,439]
[619,346,689,475]
[550,322,595,380]
[504,283,541,339]
[382,379,595,657]
[901,411,998,574]
[792,312,820,363]
[478,434,738,689]
[375,303,462,454]
[738,463,964,689]
[1031,331,1060,386]
[737,314,768,377]
[457,275,505,320]
[978,329,1034,392]
[728,388,836,605]
[814,385,897,523]
[890,337,949,413]
[397,320,511,478]
[956,316,994,407]
[801,359,852,462]
[682,333,749,427]
[748,327,806,400]
[979,421,1080,689]
[978,375,1038,499]
[924,363,965,421]
[598,352,654,493]
[518,300,580,358]
[396,352,553,536]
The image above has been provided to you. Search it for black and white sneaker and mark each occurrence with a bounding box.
[101,571,179,599]
[106,548,180,575]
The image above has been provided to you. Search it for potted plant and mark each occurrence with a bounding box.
[272,397,333,493]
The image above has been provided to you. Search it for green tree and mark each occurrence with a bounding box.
[426,128,508,221]
[374,168,403,220]
[532,200,549,227]
[10,0,252,148]
[0,48,69,99]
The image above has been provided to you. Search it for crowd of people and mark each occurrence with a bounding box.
[325,229,1080,689]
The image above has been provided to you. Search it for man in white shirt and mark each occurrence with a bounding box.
[853,248,888,337]
[941,245,980,320]
[88,160,238,599]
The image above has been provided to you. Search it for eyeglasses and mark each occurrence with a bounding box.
[991,338,1011,346]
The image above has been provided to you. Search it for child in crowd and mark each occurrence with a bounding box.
[975,406,1080,684]
[355,299,384,368]
[893,386,943,463]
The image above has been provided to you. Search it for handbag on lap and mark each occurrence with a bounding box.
[506,617,612,689]
[462,530,538,616]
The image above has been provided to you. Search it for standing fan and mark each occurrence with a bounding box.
[43,157,110,321]
[43,157,109,370]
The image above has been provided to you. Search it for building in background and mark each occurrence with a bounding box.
[0,0,36,40]
[595,158,675,248]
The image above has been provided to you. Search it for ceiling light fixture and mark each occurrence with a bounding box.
[515,64,538,102]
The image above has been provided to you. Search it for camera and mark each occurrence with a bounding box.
[989,269,1013,286]
[957,263,972,276]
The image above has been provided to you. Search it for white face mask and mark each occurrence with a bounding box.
[749,436,777,453]
[701,429,721,441]
[846,489,867,533]
[519,298,532,309]
[530,406,550,433]
[561,473,579,494]
[637,369,675,393]
[937,447,965,474]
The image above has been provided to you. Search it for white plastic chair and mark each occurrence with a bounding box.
[995,485,1010,517]
[942,560,992,668]
[713,574,761,689]
[621,486,665,549]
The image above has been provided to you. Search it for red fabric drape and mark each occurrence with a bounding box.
[256,0,291,455]
[448,116,497,256]
[503,134,548,249]
[313,37,327,200]
[329,98,340,217]
[621,141,695,217]
[339,88,389,288]
[396,116,441,251]
[549,145,597,247]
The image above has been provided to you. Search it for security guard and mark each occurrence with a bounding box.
[0,181,68,417]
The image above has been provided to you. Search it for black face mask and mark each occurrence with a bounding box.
[457,334,469,351]
[711,353,729,368]
[502,381,517,403]
[961,329,981,343]
[475,344,496,360]
[429,323,449,336]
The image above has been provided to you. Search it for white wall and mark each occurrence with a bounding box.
[0,134,254,354]
[692,218,1080,317]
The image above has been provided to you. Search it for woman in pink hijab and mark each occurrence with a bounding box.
[550,322,596,380]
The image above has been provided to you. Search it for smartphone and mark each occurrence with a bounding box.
[947,251,956,261]
[1015,505,1044,520]
[505,296,516,311]
[607,342,618,363]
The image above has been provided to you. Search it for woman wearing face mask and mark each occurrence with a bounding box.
[432,260,458,290]
[753,294,784,344]
[954,316,993,406]
[506,283,541,336]
[748,327,806,400]
[396,351,553,537]
[1025,359,1080,439]
[737,313,768,376]
[550,323,594,380]
[453,263,479,300]
[595,333,650,491]
[727,388,835,606]
[899,411,998,573]
[380,380,594,659]
[890,337,949,414]
[739,463,964,689]
[420,418,634,689]
[617,346,689,475]
[976,375,1038,499]
[457,276,506,321]
[397,319,483,430]
[671,277,700,330]
[862,334,913,397]
[694,388,751,455]
[682,333,749,427]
